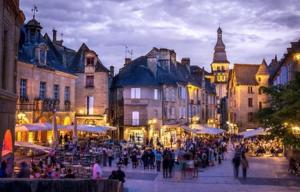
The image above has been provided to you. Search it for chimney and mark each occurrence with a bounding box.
[110,66,114,77]
[52,29,57,43]
[124,58,132,66]
[181,58,190,65]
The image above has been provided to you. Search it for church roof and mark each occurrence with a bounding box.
[213,27,229,63]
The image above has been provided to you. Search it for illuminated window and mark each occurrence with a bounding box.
[131,88,141,99]
[132,111,139,125]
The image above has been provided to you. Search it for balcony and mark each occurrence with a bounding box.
[17,96,34,111]
[124,98,149,105]
[124,118,148,126]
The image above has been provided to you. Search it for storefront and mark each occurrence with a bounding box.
[161,125,189,148]
[124,126,146,144]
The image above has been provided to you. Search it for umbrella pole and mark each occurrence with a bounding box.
[73,118,78,144]
[52,112,58,148]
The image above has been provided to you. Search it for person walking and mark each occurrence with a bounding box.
[108,148,113,167]
[232,153,241,178]
[92,160,103,180]
[162,150,170,178]
[155,150,162,172]
[241,154,249,179]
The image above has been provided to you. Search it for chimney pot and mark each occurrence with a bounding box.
[181,58,190,65]
[110,66,115,77]
[52,29,57,43]
[124,58,132,66]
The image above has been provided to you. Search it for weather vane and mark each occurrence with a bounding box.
[31,5,38,19]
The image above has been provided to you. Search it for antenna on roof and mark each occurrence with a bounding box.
[124,44,133,59]
[31,4,38,19]
[125,44,128,58]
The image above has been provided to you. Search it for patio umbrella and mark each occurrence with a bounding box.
[15,141,52,153]
[62,124,108,133]
[239,127,267,138]
[189,124,225,135]
[15,123,53,132]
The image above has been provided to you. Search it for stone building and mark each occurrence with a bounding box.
[0,0,24,174]
[17,15,110,143]
[227,60,269,132]
[17,16,77,144]
[269,39,300,86]
[111,48,217,146]
[71,43,110,128]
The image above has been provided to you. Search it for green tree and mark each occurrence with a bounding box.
[255,72,300,148]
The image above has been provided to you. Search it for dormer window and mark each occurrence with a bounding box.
[87,57,95,66]
[35,44,47,66]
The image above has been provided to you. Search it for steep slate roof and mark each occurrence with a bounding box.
[113,56,159,87]
[18,18,109,75]
[233,64,260,85]
[112,48,216,95]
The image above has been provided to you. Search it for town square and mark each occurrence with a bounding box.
[0,0,300,192]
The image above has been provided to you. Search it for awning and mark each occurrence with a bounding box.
[62,124,116,133]
[239,127,268,138]
[15,141,52,153]
[15,123,53,132]
[189,124,225,135]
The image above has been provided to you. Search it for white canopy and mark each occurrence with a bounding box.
[239,127,268,138]
[15,123,53,132]
[189,124,225,135]
[15,141,52,153]
[62,124,117,133]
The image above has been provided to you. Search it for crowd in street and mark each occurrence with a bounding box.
[2,133,295,181]
[240,138,283,157]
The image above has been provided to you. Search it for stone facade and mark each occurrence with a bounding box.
[0,0,24,174]
[74,47,110,126]
[227,61,269,132]
[16,61,76,143]
[111,48,217,146]
[17,16,110,143]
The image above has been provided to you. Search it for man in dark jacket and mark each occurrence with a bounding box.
[232,153,241,178]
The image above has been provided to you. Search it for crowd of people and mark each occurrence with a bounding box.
[2,132,299,182]
[241,138,283,157]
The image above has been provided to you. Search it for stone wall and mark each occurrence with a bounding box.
[0,179,123,192]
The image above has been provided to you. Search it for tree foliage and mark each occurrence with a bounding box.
[255,72,300,148]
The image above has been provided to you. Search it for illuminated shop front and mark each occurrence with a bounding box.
[124,127,146,144]
[160,125,188,148]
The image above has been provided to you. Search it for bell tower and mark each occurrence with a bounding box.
[211,27,230,100]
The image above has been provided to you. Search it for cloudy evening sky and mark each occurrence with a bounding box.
[20,0,300,71]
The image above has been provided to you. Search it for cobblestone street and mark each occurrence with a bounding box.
[102,146,300,192]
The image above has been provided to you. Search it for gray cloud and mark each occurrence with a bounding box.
[20,0,300,71]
